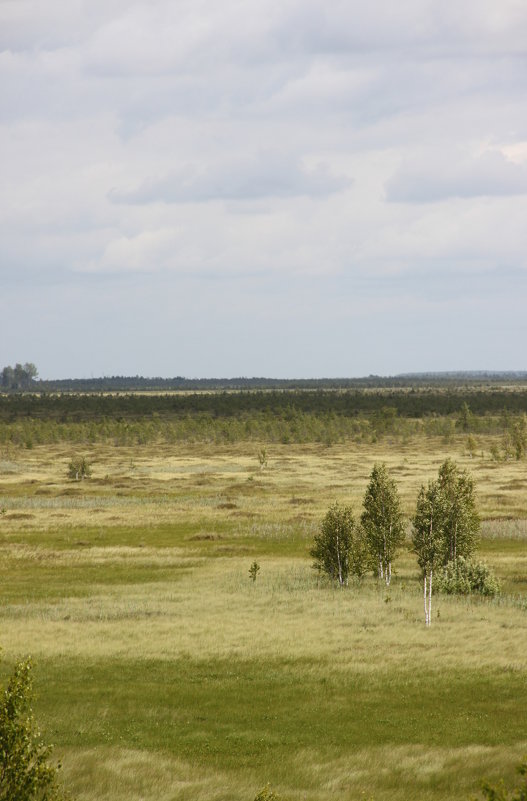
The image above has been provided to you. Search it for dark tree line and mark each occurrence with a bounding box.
[3,388,527,422]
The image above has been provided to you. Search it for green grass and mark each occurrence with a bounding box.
[1,438,527,800]
[30,657,527,786]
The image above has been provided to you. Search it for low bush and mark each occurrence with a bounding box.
[67,456,92,481]
[436,556,500,597]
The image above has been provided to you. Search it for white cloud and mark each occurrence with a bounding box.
[109,152,351,204]
[386,149,527,202]
[2,0,527,375]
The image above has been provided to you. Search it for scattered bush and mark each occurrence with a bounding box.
[254,786,282,801]
[67,456,92,481]
[249,561,260,582]
[257,448,268,470]
[436,556,501,597]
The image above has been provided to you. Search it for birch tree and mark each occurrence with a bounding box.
[412,481,445,626]
[311,503,356,586]
[437,459,479,564]
[361,463,405,585]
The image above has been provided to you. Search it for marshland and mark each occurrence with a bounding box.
[1,385,526,801]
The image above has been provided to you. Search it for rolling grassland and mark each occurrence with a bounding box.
[1,435,526,800]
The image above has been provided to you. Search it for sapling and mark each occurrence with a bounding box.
[67,456,92,481]
[0,656,68,800]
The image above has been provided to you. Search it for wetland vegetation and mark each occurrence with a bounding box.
[1,383,526,800]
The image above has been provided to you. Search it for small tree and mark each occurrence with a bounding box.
[257,448,268,471]
[311,503,367,586]
[412,481,446,626]
[0,656,67,800]
[248,561,260,582]
[437,459,479,564]
[361,463,405,585]
[67,456,92,481]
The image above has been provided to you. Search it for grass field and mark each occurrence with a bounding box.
[1,435,526,800]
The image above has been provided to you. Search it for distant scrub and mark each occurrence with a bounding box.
[0,390,526,447]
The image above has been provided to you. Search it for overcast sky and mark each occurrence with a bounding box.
[1,0,527,379]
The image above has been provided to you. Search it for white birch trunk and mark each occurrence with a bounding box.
[428,569,433,625]
[424,574,428,626]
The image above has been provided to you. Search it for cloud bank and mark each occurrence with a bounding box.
[1,0,527,376]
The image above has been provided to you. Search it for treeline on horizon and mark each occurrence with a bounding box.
[3,363,527,393]
[1,387,527,448]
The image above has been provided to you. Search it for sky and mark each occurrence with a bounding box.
[1,0,527,379]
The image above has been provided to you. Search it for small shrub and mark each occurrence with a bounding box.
[436,556,500,597]
[249,561,260,582]
[489,443,502,462]
[67,456,92,481]
[254,786,282,801]
[0,656,68,800]
[466,435,478,458]
[477,757,527,800]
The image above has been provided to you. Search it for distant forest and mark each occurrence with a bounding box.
[2,366,527,448]
[2,363,527,392]
[3,387,527,421]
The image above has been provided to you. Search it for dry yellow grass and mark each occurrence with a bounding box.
[1,437,527,801]
[1,556,526,673]
[1,436,527,535]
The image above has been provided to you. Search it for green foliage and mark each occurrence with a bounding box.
[413,460,480,573]
[249,561,260,582]
[436,556,501,597]
[257,448,268,470]
[361,463,405,584]
[489,443,502,462]
[67,457,92,481]
[253,785,282,801]
[437,459,480,564]
[0,656,66,801]
[311,503,368,586]
[412,480,447,576]
[457,402,473,432]
[466,435,478,458]
[503,416,527,461]
[477,759,527,801]
[1,386,527,447]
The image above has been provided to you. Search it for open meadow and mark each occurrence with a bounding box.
[1,403,527,800]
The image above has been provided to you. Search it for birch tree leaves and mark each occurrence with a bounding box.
[312,463,404,586]
[361,463,405,586]
[412,459,481,625]
[310,504,370,586]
